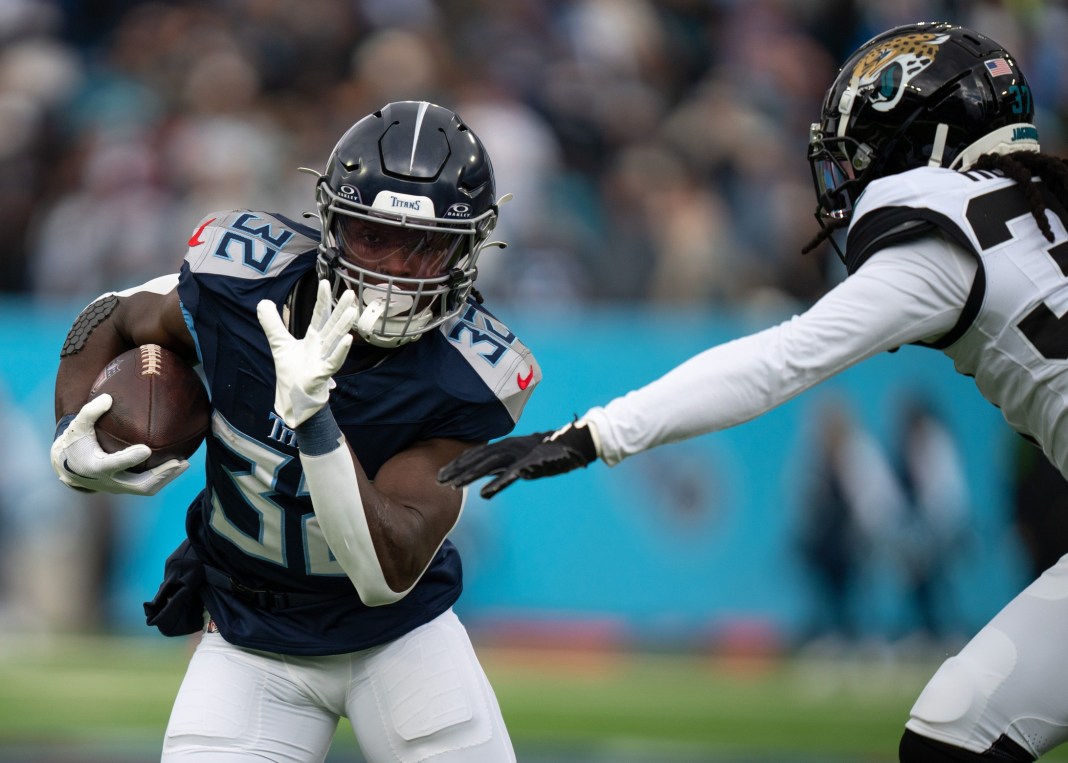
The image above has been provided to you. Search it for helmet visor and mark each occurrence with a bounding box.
[808,126,874,221]
[810,150,855,219]
[335,215,461,278]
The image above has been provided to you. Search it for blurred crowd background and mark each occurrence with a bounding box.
[4,0,1068,309]
[3,0,1068,647]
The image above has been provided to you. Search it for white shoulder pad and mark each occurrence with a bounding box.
[853,166,1018,256]
[183,210,319,280]
[854,167,982,222]
[440,306,540,424]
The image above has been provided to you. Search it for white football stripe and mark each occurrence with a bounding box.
[409,101,430,173]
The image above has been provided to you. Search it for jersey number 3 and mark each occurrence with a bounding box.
[209,411,345,576]
[966,184,1068,360]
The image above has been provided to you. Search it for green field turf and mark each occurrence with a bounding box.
[0,635,1064,762]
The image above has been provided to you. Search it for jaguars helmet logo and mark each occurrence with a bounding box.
[850,32,950,112]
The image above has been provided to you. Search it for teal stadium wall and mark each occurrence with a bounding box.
[3,300,1030,647]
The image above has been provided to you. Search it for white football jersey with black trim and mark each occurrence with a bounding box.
[851,167,1068,473]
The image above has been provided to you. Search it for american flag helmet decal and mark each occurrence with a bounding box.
[985,58,1013,77]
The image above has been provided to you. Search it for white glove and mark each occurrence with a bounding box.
[51,394,190,496]
[257,279,357,428]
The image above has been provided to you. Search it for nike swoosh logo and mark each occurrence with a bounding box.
[187,217,217,247]
[63,458,93,480]
[517,366,535,390]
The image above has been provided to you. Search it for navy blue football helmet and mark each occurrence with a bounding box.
[313,101,501,347]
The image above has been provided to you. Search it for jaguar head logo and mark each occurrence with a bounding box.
[851,32,950,112]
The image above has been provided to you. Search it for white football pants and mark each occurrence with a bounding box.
[907,553,1068,757]
[161,608,516,763]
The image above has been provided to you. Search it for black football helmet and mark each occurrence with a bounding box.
[808,22,1040,225]
[313,101,501,347]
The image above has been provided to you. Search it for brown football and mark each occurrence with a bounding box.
[88,344,210,471]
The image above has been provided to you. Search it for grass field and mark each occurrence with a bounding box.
[0,634,1065,762]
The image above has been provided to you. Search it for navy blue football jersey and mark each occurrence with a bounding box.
[174,210,540,655]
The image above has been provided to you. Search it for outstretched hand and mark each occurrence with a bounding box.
[257,280,357,428]
[438,422,598,499]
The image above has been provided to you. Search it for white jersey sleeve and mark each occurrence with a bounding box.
[583,236,976,466]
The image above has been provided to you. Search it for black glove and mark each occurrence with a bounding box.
[438,422,598,499]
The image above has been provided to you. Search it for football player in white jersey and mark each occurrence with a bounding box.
[440,22,1068,763]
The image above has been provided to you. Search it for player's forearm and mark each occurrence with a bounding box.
[584,249,966,466]
[583,325,811,465]
[296,409,438,605]
[55,276,193,421]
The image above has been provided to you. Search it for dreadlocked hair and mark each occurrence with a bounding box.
[973,152,1068,244]
[801,217,849,255]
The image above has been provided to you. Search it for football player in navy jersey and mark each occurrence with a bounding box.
[50,101,538,762]
[441,23,1068,763]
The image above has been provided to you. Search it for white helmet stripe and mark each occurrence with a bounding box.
[409,101,431,173]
